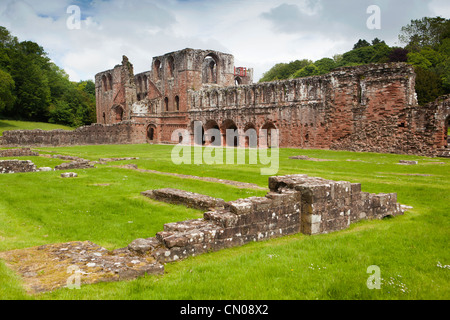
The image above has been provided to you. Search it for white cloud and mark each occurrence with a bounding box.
[0,0,448,82]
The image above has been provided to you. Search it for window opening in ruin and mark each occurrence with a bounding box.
[167,56,175,78]
[138,76,143,93]
[102,75,108,91]
[202,54,218,84]
[154,59,162,80]
[235,76,242,86]
[115,107,124,122]
[102,112,106,124]
[143,75,148,92]
[165,97,169,112]
[108,74,113,91]
[175,96,180,111]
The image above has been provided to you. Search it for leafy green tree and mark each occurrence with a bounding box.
[292,64,319,78]
[414,67,445,105]
[353,39,371,49]
[314,58,337,75]
[0,69,15,114]
[399,17,450,51]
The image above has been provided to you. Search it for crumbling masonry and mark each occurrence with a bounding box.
[0,174,406,293]
[1,48,449,156]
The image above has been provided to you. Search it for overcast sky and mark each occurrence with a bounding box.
[1,0,449,82]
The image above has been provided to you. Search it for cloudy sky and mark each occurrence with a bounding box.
[1,0,449,82]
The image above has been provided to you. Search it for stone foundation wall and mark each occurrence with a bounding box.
[0,148,39,157]
[0,160,37,174]
[137,174,404,263]
[0,122,147,147]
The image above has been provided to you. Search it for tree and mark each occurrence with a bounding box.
[353,39,371,50]
[259,59,312,82]
[292,64,319,78]
[0,69,15,114]
[414,67,445,105]
[389,48,409,62]
[399,17,450,51]
[314,58,337,75]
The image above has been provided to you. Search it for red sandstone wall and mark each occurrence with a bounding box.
[1,122,147,147]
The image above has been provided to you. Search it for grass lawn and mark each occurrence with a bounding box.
[0,144,449,300]
[0,119,74,136]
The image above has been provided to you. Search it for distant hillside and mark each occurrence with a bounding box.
[0,119,73,136]
[259,16,450,105]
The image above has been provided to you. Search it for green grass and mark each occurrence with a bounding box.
[0,144,449,300]
[0,119,74,136]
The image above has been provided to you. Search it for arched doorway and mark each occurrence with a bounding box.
[221,119,239,147]
[243,123,258,148]
[191,121,205,146]
[204,120,221,146]
[147,125,157,143]
[261,122,277,148]
[113,106,124,123]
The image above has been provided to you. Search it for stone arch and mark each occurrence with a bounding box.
[261,121,278,148]
[191,121,205,146]
[204,120,221,146]
[164,97,169,112]
[221,119,239,147]
[102,75,108,92]
[107,74,113,91]
[243,122,258,148]
[154,59,162,80]
[202,53,219,84]
[112,105,124,123]
[143,75,148,92]
[175,95,180,111]
[147,124,157,143]
[235,76,242,85]
[167,56,175,78]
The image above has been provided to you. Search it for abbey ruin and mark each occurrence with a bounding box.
[0,48,449,156]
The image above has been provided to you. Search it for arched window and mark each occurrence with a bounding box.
[143,75,148,92]
[154,59,162,80]
[235,76,242,85]
[175,96,180,111]
[107,74,113,91]
[164,97,169,111]
[202,54,218,84]
[102,75,108,91]
[167,56,175,78]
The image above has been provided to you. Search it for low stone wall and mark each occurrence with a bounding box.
[142,188,226,211]
[0,148,39,157]
[0,160,37,174]
[0,122,147,147]
[0,173,407,293]
[137,174,404,263]
[54,160,95,171]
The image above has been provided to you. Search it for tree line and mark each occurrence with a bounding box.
[259,17,450,106]
[0,26,96,127]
